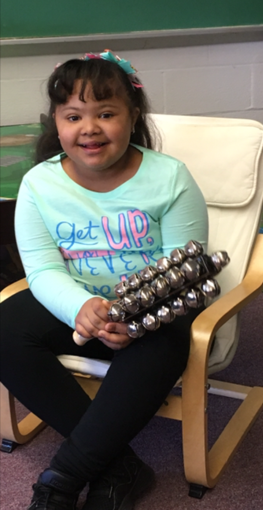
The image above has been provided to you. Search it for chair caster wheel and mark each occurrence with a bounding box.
[188,483,207,498]
[1,439,17,453]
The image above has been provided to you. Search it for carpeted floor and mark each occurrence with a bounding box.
[1,294,262,510]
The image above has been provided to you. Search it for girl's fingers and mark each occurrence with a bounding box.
[75,298,111,338]
[74,323,92,337]
[92,300,111,323]
[76,311,106,337]
[97,329,132,350]
[104,321,128,335]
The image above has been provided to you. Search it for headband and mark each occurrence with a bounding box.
[55,49,143,90]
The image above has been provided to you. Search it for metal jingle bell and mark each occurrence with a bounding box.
[165,266,185,289]
[151,275,171,297]
[210,251,230,271]
[185,288,205,308]
[170,248,186,266]
[136,285,156,308]
[121,294,140,314]
[184,240,204,257]
[156,256,172,273]
[156,305,176,323]
[108,303,126,322]
[127,321,146,339]
[170,297,188,316]
[201,278,221,298]
[180,258,202,281]
[127,273,142,291]
[142,313,161,331]
[139,265,158,282]
[114,280,129,298]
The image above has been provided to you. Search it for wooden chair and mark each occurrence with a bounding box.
[1,115,263,498]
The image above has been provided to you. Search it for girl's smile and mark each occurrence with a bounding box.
[78,141,107,155]
[54,82,140,191]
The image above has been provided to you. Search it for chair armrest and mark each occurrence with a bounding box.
[190,233,263,357]
[0,278,28,303]
[182,234,263,487]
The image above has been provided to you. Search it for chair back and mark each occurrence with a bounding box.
[151,114,263,371]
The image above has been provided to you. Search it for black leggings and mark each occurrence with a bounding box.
[0,289,200,483]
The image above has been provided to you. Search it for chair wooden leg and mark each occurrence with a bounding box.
[0,383,46,451]
[182,375,263,489]
[188,483,207,499]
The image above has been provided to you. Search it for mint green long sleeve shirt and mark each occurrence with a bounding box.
[15,145,208,329]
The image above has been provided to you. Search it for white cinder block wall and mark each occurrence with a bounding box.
[1,41,263,126]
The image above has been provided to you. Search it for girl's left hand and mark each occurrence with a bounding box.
[97,321,133,350]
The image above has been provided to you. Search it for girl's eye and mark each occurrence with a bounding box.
[68,115,79,122]
[100,113,113,119]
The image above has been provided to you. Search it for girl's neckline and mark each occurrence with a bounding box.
[55,144,145,197]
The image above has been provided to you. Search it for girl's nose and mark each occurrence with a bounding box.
[81,118,100,135]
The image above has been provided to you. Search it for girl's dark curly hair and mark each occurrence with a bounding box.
[36,57,159,163]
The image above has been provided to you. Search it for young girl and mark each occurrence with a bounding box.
[0,51,208,510]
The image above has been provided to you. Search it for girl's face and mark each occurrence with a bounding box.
[54,81,139,178]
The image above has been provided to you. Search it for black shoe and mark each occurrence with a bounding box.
[27,468,84,509]
[82,446,155,510]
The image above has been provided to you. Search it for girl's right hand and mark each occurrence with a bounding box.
[74,297,132,350]
[75,297,111,341]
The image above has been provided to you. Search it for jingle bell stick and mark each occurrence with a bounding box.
[72,240,230,344]
[108,240,230,339]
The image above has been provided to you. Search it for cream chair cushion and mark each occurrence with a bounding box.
[150,115,263,370]
[58,355,110,378]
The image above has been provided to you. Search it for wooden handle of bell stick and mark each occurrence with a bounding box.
[72,330,93,346]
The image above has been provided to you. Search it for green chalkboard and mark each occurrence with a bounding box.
[1,0,263,39]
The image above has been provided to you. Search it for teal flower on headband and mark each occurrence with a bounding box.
[83,50,143,88]
[84,50,136,74]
